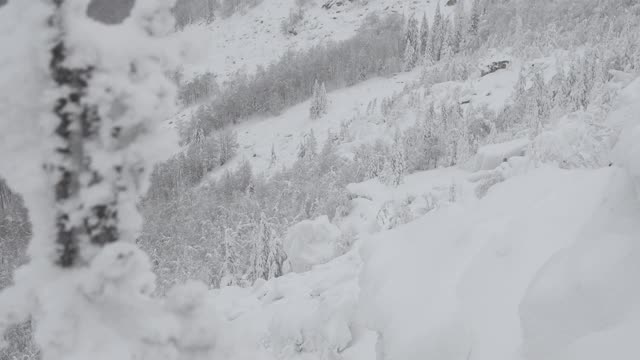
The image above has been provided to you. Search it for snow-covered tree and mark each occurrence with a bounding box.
[381,129,406,187]
[405,15,420,56]
[529,70,551,133]
[452,0,466,53]
[310,79,328,119]
[249,213,285,282]
[219,129,239,166]
[270,143,277,167]
[0,1,217,358]
[419,13,430,57]
[468,0,481,37]
[218,228,240,286]
[403,38,418,71]
[430,2,444,62]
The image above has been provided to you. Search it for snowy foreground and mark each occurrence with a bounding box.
[195,77,640,360]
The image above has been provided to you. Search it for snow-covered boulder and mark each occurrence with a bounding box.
[283,216,342,273]
[474,138,529,171]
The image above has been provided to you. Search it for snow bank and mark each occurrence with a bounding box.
[208,251,361,359]
[609,76,640,196]
[474,138,529,171]
[358,165,617,360]
[283,216,342,273]
[519,169,640,360]
[343,168,471,234]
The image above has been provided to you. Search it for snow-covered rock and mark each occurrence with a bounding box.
[283,216,342,273]
[474,138,529,171]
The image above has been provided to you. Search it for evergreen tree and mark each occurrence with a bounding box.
[270,143,277,167]
[431,2,444,62]
[403,38,418,70]
[310,79,321,119]
[219,228,240,287]
[219,129,239,166]
[250,213,285,281]
[310,79,328,119]
[320,82,328,114]
[307,129,318,158]
[419,13,430,57]
[381,129,406,187]
[468,0,481,37]
[530,71,551,131]
[441,18,455,61]
[452,1,466,53]
[405,15,420,56]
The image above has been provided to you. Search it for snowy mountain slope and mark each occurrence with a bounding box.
[195,73,640,360]
[212,70,414,178]
[177,0,463,82]
[209,50,545,178]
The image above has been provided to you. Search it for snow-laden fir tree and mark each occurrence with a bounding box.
[298,129,318,159]
[419,12,430,57]
[380,129,406,187]
[403,38,418,71]
[249,213,286,282]
[441,18,455,61]
[405,14,420,56]
[218,228,240,287]
[467,0,481,41]
[0,1,217,358]
[270,143,277,167]
[219,129,239,165]
[430,2,444,62]
[319,82,328,114]
[528,70,551,134]
[310,79,328,119]
[452,0,466,53]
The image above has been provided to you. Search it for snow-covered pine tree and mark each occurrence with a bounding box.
[405,14,420,56]
[452,0,466,53]
[265,226,286,280]
[250,213,285,281]
[307,129,318,157]
[530,70,551,133]
[219,129,239,165]
[219,227,240,287]
[319,81,328,115]
[430,2,444,62]
[468,0,481,38]
[297,137,307,159]
[419,13,430,57]
[441,18,455,61]
[270,143,277,167]
[571,59,590,111]
[0,1,218,358]
[381,129,406,187]
[403,38,418,71]
[310,79,322,119]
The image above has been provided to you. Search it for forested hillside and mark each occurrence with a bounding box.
[0,0,640,359]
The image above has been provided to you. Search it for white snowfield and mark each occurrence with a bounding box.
[203,76,640,360]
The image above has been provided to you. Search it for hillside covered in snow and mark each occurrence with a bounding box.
[1,0,640,359]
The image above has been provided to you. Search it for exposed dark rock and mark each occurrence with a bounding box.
[481,60,510,77]
[87,0,135,25]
